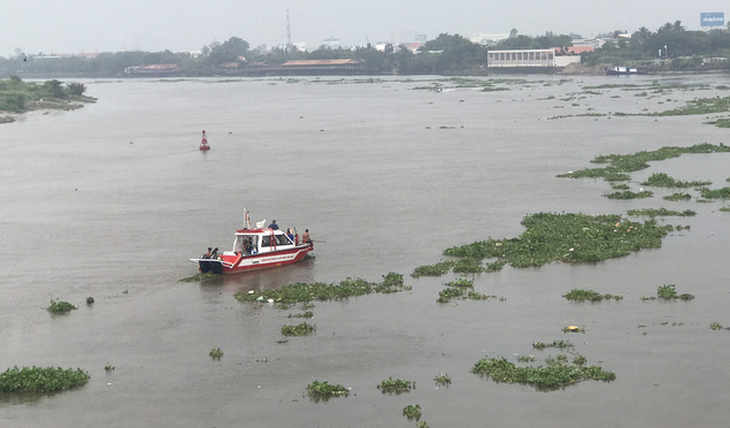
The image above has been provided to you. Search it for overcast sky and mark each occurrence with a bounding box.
[1,1,727,56]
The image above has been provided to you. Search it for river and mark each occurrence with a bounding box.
[1,74,730,427]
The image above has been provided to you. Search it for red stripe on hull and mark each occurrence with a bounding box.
[221,246,312,275]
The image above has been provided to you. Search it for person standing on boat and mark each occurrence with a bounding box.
[301,229,311,244]
[202,247,212,259]
[268,220,279,230]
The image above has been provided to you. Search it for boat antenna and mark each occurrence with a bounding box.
[243,207,251,229]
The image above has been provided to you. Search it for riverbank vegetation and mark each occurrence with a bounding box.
[4,20,730,78]
[0,366,89,393]
[0,76,94,118]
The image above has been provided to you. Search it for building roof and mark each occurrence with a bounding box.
[282,59,364,67]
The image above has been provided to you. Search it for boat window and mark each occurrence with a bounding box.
[233,236,244,253]
[276,234,292,245]
[262,236,271,247]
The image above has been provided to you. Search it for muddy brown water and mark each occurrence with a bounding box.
[2,74,730,427]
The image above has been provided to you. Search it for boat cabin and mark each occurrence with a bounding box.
[226,228,297,256]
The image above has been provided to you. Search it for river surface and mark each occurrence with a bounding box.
[1,74,730,427]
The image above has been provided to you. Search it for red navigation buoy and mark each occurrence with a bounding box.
[199,130,210,151]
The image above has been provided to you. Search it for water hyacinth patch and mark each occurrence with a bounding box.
[558,143,730,183]
[234,272,408,304]
[281,322,315,337]
[287,311,314,319]
[700,187,730,199]
[433,373,451,386]
[209,348,223,359]
[604,190,653,199]
[641,284,694,301]
[563,289,623,302]
[439,213,673,274]
[411,261,455,278]
[47,299,77,314]
[378,377,416,394]
[641,172,711,188]
[664,193,692,201]
[402,404,422,421]
[0,366,90,393]
[306,380,349,401]
[627,208,696,217]
[471,354,615,390]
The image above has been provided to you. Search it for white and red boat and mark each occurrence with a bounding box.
[190,212,313,275]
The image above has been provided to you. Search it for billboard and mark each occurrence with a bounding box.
[700,12,724,27]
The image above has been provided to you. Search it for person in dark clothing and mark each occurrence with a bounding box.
[268,220,279,230]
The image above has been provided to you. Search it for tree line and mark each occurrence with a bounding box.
[2,22,729,77]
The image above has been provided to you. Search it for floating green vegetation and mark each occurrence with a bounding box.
[437,280,501,304]
[432,213,672,277]
[517,355,535,363]
[558,143,730,183]
[47,299,77,314]
[706,117,730,128]
[281,322,315,337]
[604,190,654,199]
[209,348,223,359]
[648,96,730,117]
[563,289,623,302]
[234,272,408,304]
[611,183,630,190]
[0,366,89,393]
[641,284,695,301]
[403,404,422,421]
[378,377,416,394]
[287,311,314,319]
[664,192,692,201]
[433,373,451,386]
[437,287,464,304]
[452,257,484,274]
[699,187,730,199]
[627,208,696,217]
[471,354,615,390]
[412,261,455,278]
[179,272,217,282]
[710,322,730,331]
[642,172,711,188]
[532,340,573,351]
[720,207,730,212]
[446,277,473,287]
[307,380,349,401]
[104,363,114,372]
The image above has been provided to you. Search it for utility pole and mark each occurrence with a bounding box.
[286,10,292,48]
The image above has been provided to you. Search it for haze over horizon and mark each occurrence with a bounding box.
[2,0,726,56]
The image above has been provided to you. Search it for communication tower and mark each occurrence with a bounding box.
[286,10,292,47]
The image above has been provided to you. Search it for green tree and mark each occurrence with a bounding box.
[207,37,250,64]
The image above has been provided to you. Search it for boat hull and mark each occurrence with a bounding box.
[191,244,313,274]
